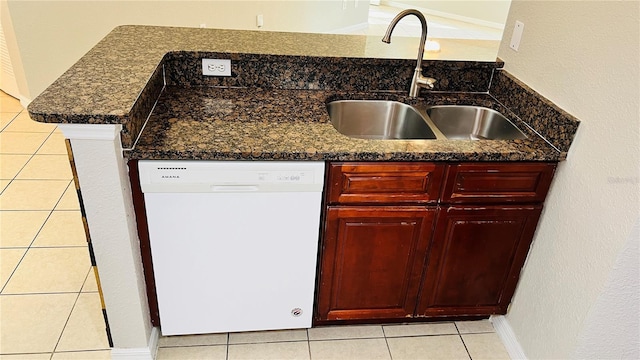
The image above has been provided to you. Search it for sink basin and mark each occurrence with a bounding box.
[426,105,527,140]
[327,100,437,140]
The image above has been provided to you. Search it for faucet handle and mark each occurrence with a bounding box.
[410,69,436,96]
[417,75,437,90]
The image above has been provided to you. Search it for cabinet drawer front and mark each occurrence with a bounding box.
[442,163,556,204]
[327,162,445,205]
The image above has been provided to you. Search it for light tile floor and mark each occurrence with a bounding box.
[0,92,111,359]
[0,91,512,358]
[156,322,510,360]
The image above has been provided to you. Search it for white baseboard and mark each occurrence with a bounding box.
[490,315,527,360]
[111,327,160,360]
[148,326,160,359]
[18,95,31,109]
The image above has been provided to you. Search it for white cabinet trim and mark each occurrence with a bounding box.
[58,123,121,140]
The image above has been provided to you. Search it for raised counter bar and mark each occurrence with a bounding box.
[27,26,505,149]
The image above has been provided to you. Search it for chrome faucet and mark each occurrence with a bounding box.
[382,9,436,98]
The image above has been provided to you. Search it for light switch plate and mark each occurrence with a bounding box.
[202,59,231,76]
[510,21,524,51]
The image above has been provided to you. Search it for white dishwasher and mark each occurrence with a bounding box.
[138,161,325,336]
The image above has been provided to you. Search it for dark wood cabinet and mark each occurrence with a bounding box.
[315,161,556,324]
[417,205,542,317]
[441,163,555,204]
[317,206,436,321]
[326,162,444,205]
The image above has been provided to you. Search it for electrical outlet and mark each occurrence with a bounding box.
[342,0,347,11]
[256,14,264,28]
[202,59,231,76]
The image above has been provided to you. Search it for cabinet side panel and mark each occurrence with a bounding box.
[127,159,160,326]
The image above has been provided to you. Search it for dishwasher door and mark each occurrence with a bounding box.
[139,161,325,336]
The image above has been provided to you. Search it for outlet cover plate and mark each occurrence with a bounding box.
[202,59,231,76]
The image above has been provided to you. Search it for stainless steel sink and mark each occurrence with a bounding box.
[426,105,527,140]
[327,100,437,140]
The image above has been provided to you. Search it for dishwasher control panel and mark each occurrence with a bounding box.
[139,161,325,193]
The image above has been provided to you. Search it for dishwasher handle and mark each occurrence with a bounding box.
[211,185,259,192]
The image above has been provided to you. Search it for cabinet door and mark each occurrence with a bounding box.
[417,205,542,316]
[316,206,436,322]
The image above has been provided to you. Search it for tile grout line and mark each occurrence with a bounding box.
[455,322,474,360]
[0,109,20,132]
[382,325,394,360]
[0,247,30,294]
[77,266,93,294]
[0,290,92,296]
[22,245,90,249]
[30,126,59,156]
[51,349,111,355]
[51,268,96,357]
[50,288,83,359]
[51,180,75,211]
[0,351,52,357]
[0,111,38,194]
[0,209,76,212]
[227,339,311,346]
[0,178,73,182]
[306,328,312,360]
[1,108,57,157]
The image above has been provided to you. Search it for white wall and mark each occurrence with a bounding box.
[1,24,19,97]
[1,0,29,101]
[497,1,640,358]
[4,0,368,99]
[387,0,511,27]
[573,220,639,359]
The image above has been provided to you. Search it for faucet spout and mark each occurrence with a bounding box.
[382,9,436,98]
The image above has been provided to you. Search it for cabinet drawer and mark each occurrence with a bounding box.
[327,162,445,205]
[441,162,556,204]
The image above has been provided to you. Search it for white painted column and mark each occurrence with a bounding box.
[58,124,158,360]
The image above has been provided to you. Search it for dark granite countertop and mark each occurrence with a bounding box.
[127,86,560,161]
[28,26,578,162]
[28,26,496,125]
